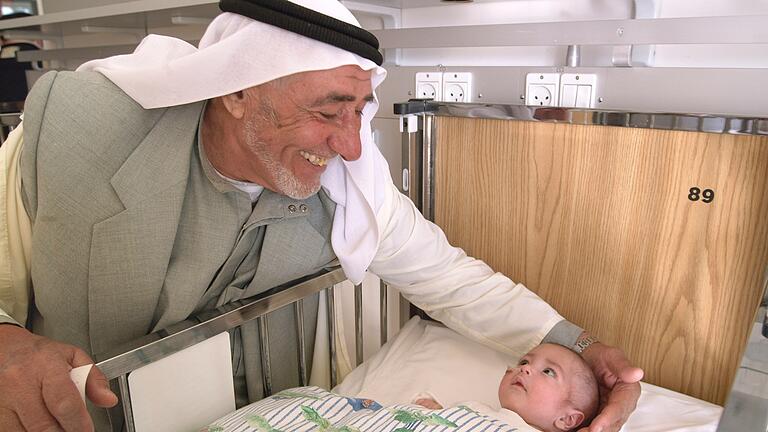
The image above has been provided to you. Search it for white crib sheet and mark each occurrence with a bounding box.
[334,317,723,432]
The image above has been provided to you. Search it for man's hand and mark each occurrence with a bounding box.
[0,324,118,431]
[578,339,644,432]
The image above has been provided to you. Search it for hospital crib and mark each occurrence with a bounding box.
[95,266,383,431]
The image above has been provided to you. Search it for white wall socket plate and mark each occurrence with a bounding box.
[442,72,472,103]
[560,73,597,108]
[415,72,443,100]
[525,73,561,107]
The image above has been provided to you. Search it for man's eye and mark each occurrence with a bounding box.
[320,112,337,120]
[543,368,556,377]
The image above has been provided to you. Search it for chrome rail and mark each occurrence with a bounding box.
[380,280,388,345]
[294,300,308,386]
[354,283,364,366]
[96,267,350,432]
[257,316,272,397]
[326,286,338,388]
[394,102,768,137]
[96,267,347,380]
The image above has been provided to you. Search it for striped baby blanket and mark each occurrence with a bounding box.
[202,386,531,432]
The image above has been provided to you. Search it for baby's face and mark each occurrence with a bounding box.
[498,344,580,429]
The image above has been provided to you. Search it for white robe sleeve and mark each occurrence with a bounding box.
[368,182,564,356]
[0,122,33,327]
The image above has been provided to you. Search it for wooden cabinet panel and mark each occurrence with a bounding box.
[434,116,768,405]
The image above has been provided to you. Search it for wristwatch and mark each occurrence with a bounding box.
[574,334,599,353]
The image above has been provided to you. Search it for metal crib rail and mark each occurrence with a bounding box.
[95,266,396,431]
[96,267,346,381]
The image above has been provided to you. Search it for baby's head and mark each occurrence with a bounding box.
[499,343,599,432]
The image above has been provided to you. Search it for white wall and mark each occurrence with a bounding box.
[381,0,768,69]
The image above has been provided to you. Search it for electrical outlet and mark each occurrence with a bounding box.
[528,85,555,106]
[415,72,443,100]
[442,72,472,103]
[525,73,560,107]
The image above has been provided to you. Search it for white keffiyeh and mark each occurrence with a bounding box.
[77,0,388,283]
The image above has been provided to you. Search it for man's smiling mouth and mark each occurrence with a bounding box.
[300,150,328,166]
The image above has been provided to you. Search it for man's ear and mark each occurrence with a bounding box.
[554,409,585,431]
[219,90,247,119]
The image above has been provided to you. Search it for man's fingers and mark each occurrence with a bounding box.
[69,346,96,368]
[591,345,644,386]
[42,372,93,432]
[586,381,641,432]
[620,366,644,383]
[606,353,644,383]
[86,366,119,408]
[579,401,624,432]
[14,390,65,432]
[69,346,118,408]
[0,408,26,432]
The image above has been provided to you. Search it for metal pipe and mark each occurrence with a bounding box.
[294,300,307,386]
[404,118,423,210]
[257,316,272,397]
[380,280,388,345]
[422,115,436,221]
[354,283,364,366]
[566,44,581,67]
[118,375,135,432]
[326,287,338,388]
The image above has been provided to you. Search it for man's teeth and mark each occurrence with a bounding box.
[300,151,327,166]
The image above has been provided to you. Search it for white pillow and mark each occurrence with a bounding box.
[335,316,515,408]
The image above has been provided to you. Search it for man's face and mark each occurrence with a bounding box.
[237,65,374,199]
[498,344,577,429]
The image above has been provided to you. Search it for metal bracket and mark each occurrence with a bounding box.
[399,114,418,133]
[612,0,661,67]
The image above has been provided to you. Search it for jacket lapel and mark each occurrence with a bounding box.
[88,102,205,357]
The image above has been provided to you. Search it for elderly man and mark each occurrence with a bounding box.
[0,0,642,430]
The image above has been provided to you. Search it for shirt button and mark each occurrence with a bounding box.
[299,204,308,213]
[288,204,297,213]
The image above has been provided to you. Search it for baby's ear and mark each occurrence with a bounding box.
[554,410,585,431]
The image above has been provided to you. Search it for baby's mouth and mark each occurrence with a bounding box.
[512,378,526,391]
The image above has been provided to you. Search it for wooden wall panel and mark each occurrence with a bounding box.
[434,117,768,405]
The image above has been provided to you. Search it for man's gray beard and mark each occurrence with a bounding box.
[244,119,319,199]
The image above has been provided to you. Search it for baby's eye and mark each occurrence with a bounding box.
[518,359,529,366]
[543,368,557,378]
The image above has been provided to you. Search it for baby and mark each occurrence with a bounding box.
[415,343,599,432]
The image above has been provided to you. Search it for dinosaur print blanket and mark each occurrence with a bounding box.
[202,386,532,432]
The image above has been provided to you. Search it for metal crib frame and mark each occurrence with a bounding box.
[95,266,390,432]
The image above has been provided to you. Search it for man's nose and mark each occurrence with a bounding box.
[328,116,362,161]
